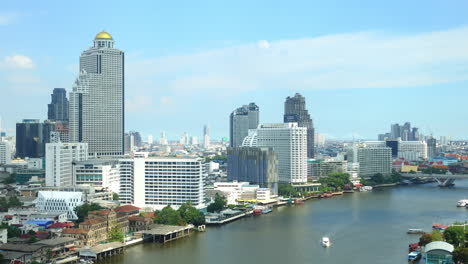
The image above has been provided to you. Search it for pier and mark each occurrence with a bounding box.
[79,242,126,262]
[140,224,193,243]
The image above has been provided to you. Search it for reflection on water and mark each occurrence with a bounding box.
[103,181,468,264]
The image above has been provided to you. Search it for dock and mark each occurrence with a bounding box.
[140,224,193,243]
[205,210,253,225]
[79,242,126,262]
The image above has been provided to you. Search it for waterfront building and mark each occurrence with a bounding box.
[307,159,347,179]
[48,88,69,122]
[0,141,12,164]
[118,156,204,210]
[229,103,260,148]
[36,191,84,220]
[227,147,278,194]
[398,141,427,161]
[69,31,124,157]
[350,143,392,177]
[244,123,307,184]
[45,142,88,187]
[212,181,264,204]
[16,119,56,158]
[424,241,454,264]
[73,159,120,193]
[284,93,315,158]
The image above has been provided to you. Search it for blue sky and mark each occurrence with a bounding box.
[1,0,468,140]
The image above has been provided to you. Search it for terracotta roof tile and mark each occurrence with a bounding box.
[114,205,140,212]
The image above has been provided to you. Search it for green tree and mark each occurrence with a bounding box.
[318,173,352,190]
[28,236,38,243]
[3,173,16,184]
[112,193,119,201]
[0,224,21,238]
[371,173,385,184]
[7,196,23,208]
[453,248,468,264]
[444,226,465,248]
[74,203,104,223]
[278,184,299,197]
[108,227,124,242]
[155,206,185,226]
[177,202,205,226]
[419,233,433,246]
[27,230,37,236]
[207,193,226,213]
[432,229,443,241]
[0,197,8,210]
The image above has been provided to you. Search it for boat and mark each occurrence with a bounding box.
[432,224,448,230]
[407,229,424,234]
[253,209,262,216]
[458,199,468,207]
[408,251,421,261]
[359,186,373,192]
[262,208,272,214]
[318,193,333,198]
[295,199,305,205]
[322,237,331,247]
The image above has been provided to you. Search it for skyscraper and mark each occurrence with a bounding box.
[284,93,315,158]
[427,137,437,158]
[16,119,55,158]
[229,103,259,148]
[203,125,210,148]
[69,31,124,157]
[48,88,69,121]
[45,142,88,187]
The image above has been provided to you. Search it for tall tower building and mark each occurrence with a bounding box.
[69,31,124,157]
[48,88,69,121]
[229,103,259,148]
[284,93,315,158]
[203,125,210,148]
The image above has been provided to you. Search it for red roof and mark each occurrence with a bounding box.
[143,212,155,218]
[81,218,105,225]
[114,205,140,213]
[62,229,90,234]
[48,222,74,228]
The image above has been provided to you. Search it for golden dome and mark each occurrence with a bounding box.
[95,31,113,39]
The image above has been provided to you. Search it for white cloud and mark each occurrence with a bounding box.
[0,13,18,26]
[1,55,35,69]
[257,40,271,49]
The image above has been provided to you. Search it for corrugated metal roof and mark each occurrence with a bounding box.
[425,241,454,253]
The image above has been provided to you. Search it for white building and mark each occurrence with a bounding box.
[398,141,428,161]
[350,143,392,177]
[0,228,7,244]
[119,156,205,210]
[36,191,83,220]
[0,142,12,164]
[148,135,154,145]
[45,142,88,187]
[73,159,120,193]
[256,188,271,200]
[69,31,124,157]
[244,123,307,184]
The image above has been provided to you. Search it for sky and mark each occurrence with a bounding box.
[1,0,468,141]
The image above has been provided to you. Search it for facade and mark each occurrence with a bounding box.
[284,93,315,158]
[227,147,278,194]
[45,142,88,187]
[16,119,56,158]
[229,103,259,148]
[0,141,12,164]
[398,141,428,161]
[48,88,69,121]
[119,156,205,210]
[351,144,392,177]
[427,137,437,158]
[36,191,83,220]
[244,123,307,184]
[69,31,124,157]
[307,160,347,178]
[73,159,120,193]
[128,216,153,232]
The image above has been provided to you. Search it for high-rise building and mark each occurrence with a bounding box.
[284,93,315,158]
[229,103,259,148]
[427,137,437,158]
[0,142,12,164]
[159,131,168,145]
[227,147,278,194]
[73,159,120,193]
[203,125,210,148]
[350,143,392,177]
[384,123,419,141]
[124,133,135,154]
[118,156,205,209]
[148,135,154,145]
[16,119,55,158]
[69,31,124,157]
[391,124,401,139]
[45,142,88,187]
[48,88,69,121]
[244,123,307,184]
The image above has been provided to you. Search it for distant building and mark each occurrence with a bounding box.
[36,191,84,220]
[244,123,307,184]
[229,103,259,148]
[350,143,392,177]
[227,147,278,194]
[203,125,210,148]
[0,141,12,164]
[16,119,56,158]
[427,137,437,158]
[73,159,120,193]
[383,122,419,141]
[118,156,205,210]
[284,93,315,158]
[48,88,69,122]
[147,135,154,145]
[307,160,347,179]
[45,142,88,187]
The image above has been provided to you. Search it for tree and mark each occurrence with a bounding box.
[371,173,385,184]
[8,196,23,207]
[318,173,352,191]
[108,227,124,242]
[28,236,38,243]
[155,206,185,226]
[444,226,465,247]
[278,184,299,197]
[27,230,37,236]
[3,173,16,184]
[207,193,226,213]
[419,233,433,246]
[74,203,104,223]
[432,229,443,241]
[112,193,119,201]
[177,202,205,226]
[453,248,468,264]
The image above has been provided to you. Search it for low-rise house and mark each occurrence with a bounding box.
[128,216,153,232]
[114,205,140,216]
[33,237,77,259]
[0,243,48,263]
[30,212,68,223]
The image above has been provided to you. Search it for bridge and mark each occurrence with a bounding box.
[401,173,468,187]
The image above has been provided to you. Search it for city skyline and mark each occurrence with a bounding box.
[2,1,468,140]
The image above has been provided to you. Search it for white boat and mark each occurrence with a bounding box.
[457,199,468,207]
[360,186,373,192]
[322,237,330,247]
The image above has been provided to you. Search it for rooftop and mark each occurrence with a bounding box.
[425,241,454,253]
[34,237,77,246]
[114,205,140,213]
[62,228,90,234]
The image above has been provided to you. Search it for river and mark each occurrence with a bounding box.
[103,181,468,264]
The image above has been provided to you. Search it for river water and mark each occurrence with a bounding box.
[104,181,468,264]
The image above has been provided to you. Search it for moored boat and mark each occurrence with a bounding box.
[253,209,262,216]
[359,186,373,192]
[407,229,424,234]
[408,251,421,261]
[262,208,272,214]
[458,199,468,207]
[322,237,330,247]
[432,224,448,230]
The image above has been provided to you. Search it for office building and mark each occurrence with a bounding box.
[307,160,347,178]
[350,143,392,177]
[0,142,12,164]
[36,191,84,220]
[398,141,428,161]
[284,93,315,158]
[227,147,278,194]
[45,142,88,187]
[244,123,307,184]
[203,125,210,148]
[119,156,204,210]
[48,88,69,121]
[229,103,259,148]
[69,31,124,157]
[384,122,419,141]
[427,137,437,158]
[124,133,135,154]
[73,159,120,193]
[16,119,55,158]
